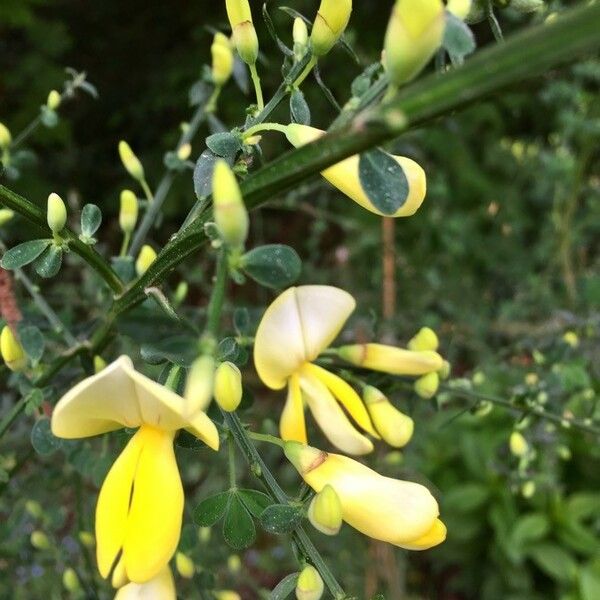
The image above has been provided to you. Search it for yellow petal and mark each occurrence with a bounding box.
[301,451,440,546]
[399,518,446,550]
[253,286,355,389]
[285,125,426,217]
[280,373,307,443]
[300,372,373,455]
[303,363,378,438]
[96,429,145,579]
[123,427,183,583]
[363,386,414,448]
[114,566,176,600]
[186,411,220,451]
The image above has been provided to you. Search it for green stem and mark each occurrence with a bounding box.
[140,178,154,204]
[205,246,228,338]
[228,432,237,489]
[248,431,286,448]
[293,56,317,87]
[486,0,504,42]
[119,231,131,257]
[249,64,264,110]
[11,116,42,149]
[222,411,347,599]
[242,122,290,140]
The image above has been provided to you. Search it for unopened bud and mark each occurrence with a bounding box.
[558,445,571,461]
[1,326,27,372]
[211,32,234,86]
[296,565,324,600]
[293,17,309,59]
[363,385,414,447]
[47,192,67,234]
[25,500,43,518]
[198,526,212,543]
[118,140,145,182]
[135,245,157,276]
[177,143,192,161]
[78,531,95,547]
[174,281,189,304]
[30,530,50,550]
[384,0,445,86]
[62,568,80,592]
[225,0,259,65]
[47,90,61,110]
[0,208,14,226]
[521,480,536,498]
[215,592,241,600]
[212,159,249,248]
[407,326,439,352]
[447,0,473,19]
[308,484,343,536]
[311,0,352,57]
[175,552,195,579]
[184,354,215,414]
[414,372,440,399]
[439,360,451,380]
[119,190,138,234]
[562,331,579,348]
[227,554,241,573]
[0,122,11,148]
[509,431,529,457]
[93,355,107,373]
[214,361,243,412]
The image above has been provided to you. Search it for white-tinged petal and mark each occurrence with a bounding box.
[114,566,176,600]
[254,286,355,389]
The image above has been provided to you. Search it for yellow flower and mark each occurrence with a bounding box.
[51,356,219,586]
[254,285,378,455]
[118,140,145,182]
[212,33,234,86]
[285,441,446,550]
[114,566,176,600]
[307,484,343,536]
[408,326,439,351]
[225,0,259,65]
[285,124,427,217]
[363,386,414,448]
[414,372,440,399]
[296,565,324,600]
[0,325,27,372]
[310,0,353,57]
[135,245,157,276]
[384,0,445,86]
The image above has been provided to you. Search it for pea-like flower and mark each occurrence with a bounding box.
[254,286,443,455]
[285,124,426,217]
[285,441,446,551]
[114,566,175,599]
[51,356,219,588]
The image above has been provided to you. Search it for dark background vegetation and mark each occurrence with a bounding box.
[0,1,599,599]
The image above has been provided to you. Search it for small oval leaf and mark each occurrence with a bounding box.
[17,324,45,364]
[269,573,300,600]
[34,245,63,278]
[260,503,303,534]
[290,88,311,125]
[31,418,61,456]
[205,132,242,158]
[193,491,231,527]
[223,492,256,550]
[238,488,273,518]
[1,239,51,270]
[242,244,302,289]
[81,204,102,238]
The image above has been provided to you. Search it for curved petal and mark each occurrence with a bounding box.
[114,566,176,600]
[300,372,373,456]
[186,410,220,451]
[399,518,447,550]
[280,373,307,443]
[96,429,145,579]
[303,363,378,437]
[254,286,355,389]
[53,356,142,438]
[123,427,183,583]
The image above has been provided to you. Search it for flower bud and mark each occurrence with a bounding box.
[414,372,440,399]
[47,192,67,234]
[521,480,536,498]
[30,530,50,550]
[338,343,443,375]
[47,90,61,110]
[308,484,343,536]
[225,0,259,65]
[498,0,544,13]
[0,122,11,148]
[408,327,439,352]
[78,531,95,547]
[215,592,241,600]
[446,0,472,19]
[135,245,157,276]
[296,565,324,600]
[227,554,241,573]
[184,354,215,414]
[1,325,27,372]
[439,360,451,380]
[118,140,145,182]
[310,0,353,57]
[175,552,195,579]
[0,208,14,226]
[25,499,43,518]
[212,159,249,248]
[177,142,192,161]
[198,526,211,543]
[293,17,309,59]
[562,330,579,348]
[363,386,414,447]
[93,355,107,373]
[174,281,189,304]
[62,568,80,592]
[384,0,445,86]
[211,32,234,86]
[119,190,139,234]
[509,431,528,457]
[214,361,243,412]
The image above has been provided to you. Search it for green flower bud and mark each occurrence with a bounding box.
[212,32,234,86]
[407,326,439,352]
[47,192,67,234]
[214,361,243,412]
[293,17,309,59]
[25,500,43,518]
[212,159,249,248]
[174,281,189,304]
[135,244,157,276]
[227,554,241,573]
[78,531,95,547]
[62,568,80,592]
[93,355,107,373]
[1,325,27,372]
[30,530,50,550]
[0,122,11,148]
[0,208,15,226]
[438,360,451,380]
[521,480,536,498]
[225,0,259,65]
[384,0,445,86]
[198,526,211,543]
[509,431,528,457]
[310,0,352,57]
[308,484,343,536]
[47,90,61,111]
[414,372,440,399]
[296,565,324,600]
[562,330,579,348]
[119,189,139,234]
[118,140,145,182]
[184,354,215,414]
[175,552,195,579]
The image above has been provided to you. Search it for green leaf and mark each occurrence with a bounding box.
[527,543,578,583]
[358,149,409,215]
[24,388,44,416]
[111,256,136,283]
[269,573,300,600]
[193,491,230,527]
[223,492,256,550]
[30,418,61,456]
[443,13,476,66]
[238,489,273,518]
[241,244,302,289]
[40,106,59,128]
[193,150,220,199]
[290,88,311,125]
[17,324,45,364]
[80,204,102,238]
[1,239,51,269]
[260,503,303,534]
[233,307,250,335]
[580,560,600,600]
[443,483,490,513]
[510,513,549,548]
[205,132,242,159]
[140,335,198,366]
[34,245,63,278]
